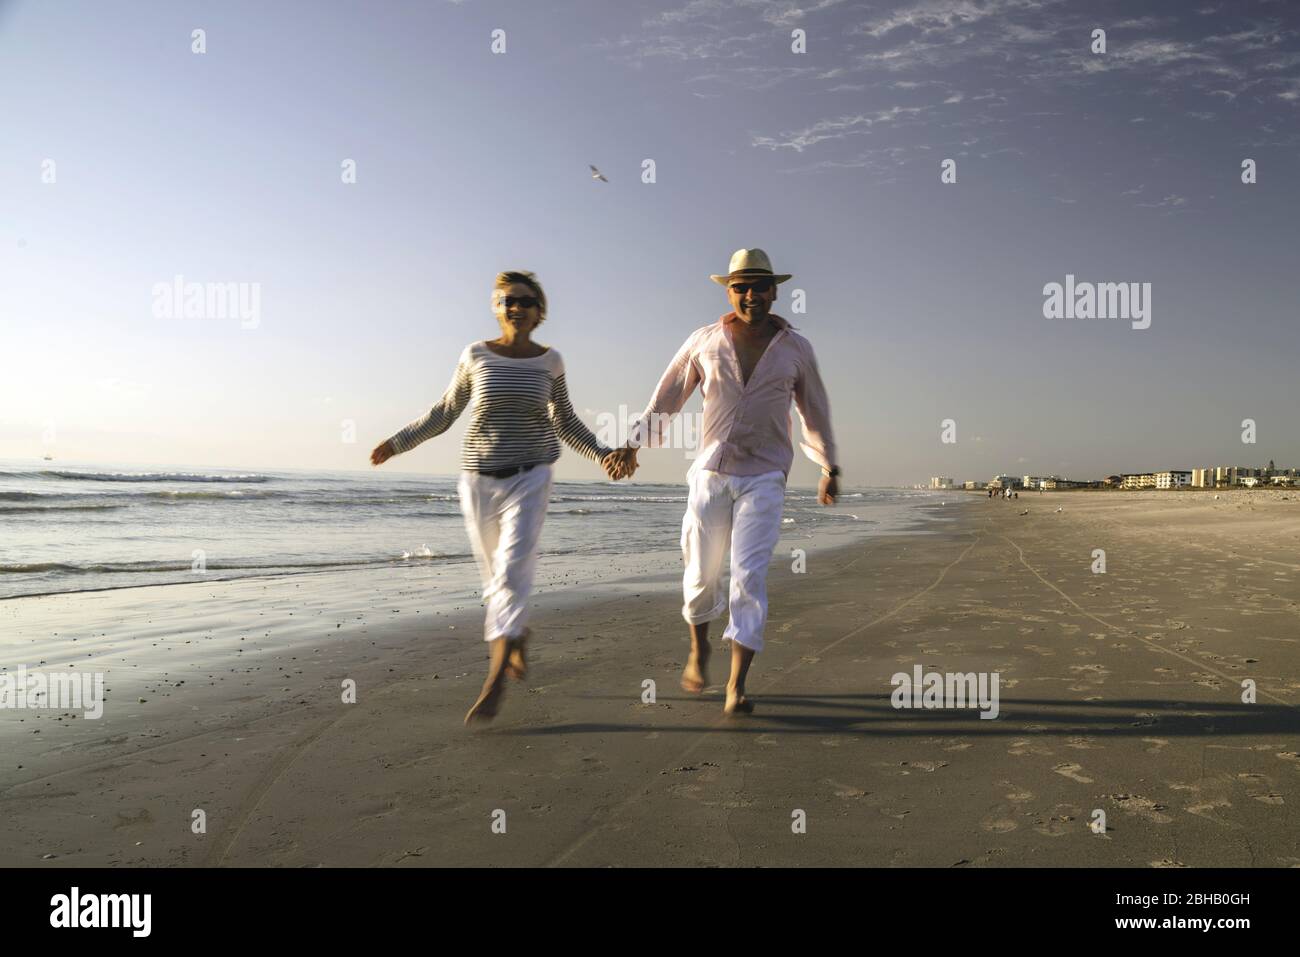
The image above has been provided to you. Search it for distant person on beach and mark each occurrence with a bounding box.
[606,249,838,716]
[370,270,634,724]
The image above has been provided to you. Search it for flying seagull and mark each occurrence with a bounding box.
[589,164,608,183]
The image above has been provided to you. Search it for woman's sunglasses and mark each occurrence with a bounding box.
[497,296,540,309]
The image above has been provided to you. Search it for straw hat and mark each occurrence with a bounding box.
[709,248,792,286]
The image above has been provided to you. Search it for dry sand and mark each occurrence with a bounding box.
[3,488,1298,867]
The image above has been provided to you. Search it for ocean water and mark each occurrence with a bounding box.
[0,458,957,600]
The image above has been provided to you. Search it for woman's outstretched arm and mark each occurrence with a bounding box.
[370,349,473,465]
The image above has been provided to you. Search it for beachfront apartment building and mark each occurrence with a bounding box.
[930,477,954,489]
[1183,466,1295,488]
[1155,470,1192,489]
[964,481,987,490]
[1121,473,1156,489]
[1214,466,1262,486]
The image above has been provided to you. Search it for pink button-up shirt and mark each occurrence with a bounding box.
[631,313,837,478]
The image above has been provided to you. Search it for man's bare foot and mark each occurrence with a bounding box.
[723,690,754,715]
[505,630,529,680]
[681,648,710,694]
[464,673,505,724]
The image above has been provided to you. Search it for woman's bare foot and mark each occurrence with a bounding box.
[681,647,710,694]
[723,687,754,715]
[464,672,505,724]
[505,630,529,680]
[466,638,511,724]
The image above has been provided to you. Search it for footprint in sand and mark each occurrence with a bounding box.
[1070,664,1109,678]
[1151,858,1189,868]
[1032,806,1079,837]
[824,779,869,800]
[1141,737,1169,754]
[1066,736,1100,750]
[904,760,949,772]
[1010,739,1054,756]
[1186,797,1239,828]
[1111,794,1172,823]
[112,809,153,830]
[1237,772,1285,805]
[1053,763,1094,783]
[980,808,1018,833]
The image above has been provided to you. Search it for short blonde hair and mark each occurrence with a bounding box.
[493,270,547,322]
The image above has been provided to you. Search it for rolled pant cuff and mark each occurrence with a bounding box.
[682,605,726,626]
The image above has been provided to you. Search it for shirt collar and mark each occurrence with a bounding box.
[720,312,793,331]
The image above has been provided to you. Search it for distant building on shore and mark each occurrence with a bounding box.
[1206,465,1296,487]
[1155,470,1192,489]
[964,480,986,490]
[1111,465,1297,490]
[930,476,954,489]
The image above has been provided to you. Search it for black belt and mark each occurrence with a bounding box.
[477,463,539,479]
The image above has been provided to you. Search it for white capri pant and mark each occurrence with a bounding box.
[457,464,554,642]
[680,468,785,653]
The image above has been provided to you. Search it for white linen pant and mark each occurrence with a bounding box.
[680,468,786,653]
[457,464,554,642]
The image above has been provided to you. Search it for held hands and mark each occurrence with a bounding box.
[818,471,839,505]
[602,447,638,481]
[370,440,396,466]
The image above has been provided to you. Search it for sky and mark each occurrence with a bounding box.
[1,0,1297,487]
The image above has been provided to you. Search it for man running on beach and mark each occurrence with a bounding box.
[607,248,839,715]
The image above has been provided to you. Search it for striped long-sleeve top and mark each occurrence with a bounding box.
[386,342,613,472]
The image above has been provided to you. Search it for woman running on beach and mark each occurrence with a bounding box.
[370,271,634,724]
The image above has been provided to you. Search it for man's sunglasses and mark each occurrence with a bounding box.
[729,280,773,295]
[498,296,540,309]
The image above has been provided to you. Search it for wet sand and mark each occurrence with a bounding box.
[3,488,1298,867]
